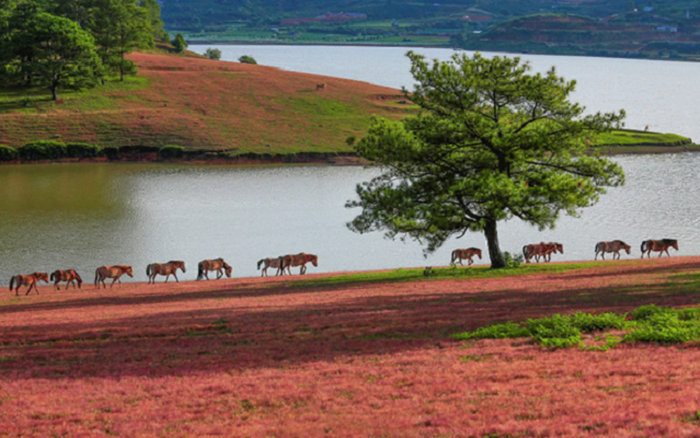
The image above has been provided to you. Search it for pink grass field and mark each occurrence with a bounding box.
[3,257,700,437]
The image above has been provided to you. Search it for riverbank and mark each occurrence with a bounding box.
[3,257,700,436]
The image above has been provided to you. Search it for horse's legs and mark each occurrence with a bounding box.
[173,273,179,283]
[300,265,306,275]
[26,281,35,295]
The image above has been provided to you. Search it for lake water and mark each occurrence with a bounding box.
[3,46,700,285]
[1,153,699,285]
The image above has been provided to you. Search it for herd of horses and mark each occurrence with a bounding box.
[8,253,320,296]
[449,238,679,266]
[7,239,681,296]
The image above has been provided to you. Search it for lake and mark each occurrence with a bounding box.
[1,153,699,284]
[3,46,700,285]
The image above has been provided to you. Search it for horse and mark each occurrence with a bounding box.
[451,248,482,266]
[523,242,563,263]
[280,253,318,275]
[50,269,83,290]
[594,240,631,260]
[316,82,326,91]
[9,272,49,296]
[146,261,186,284]
[641,239,678,258]
[257,257,284,277]
[197,258,232,280]
[94,265,134,289]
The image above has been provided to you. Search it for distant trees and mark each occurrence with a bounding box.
[172,33,188,53]
[0,0,160,98]
[205,48,222,60]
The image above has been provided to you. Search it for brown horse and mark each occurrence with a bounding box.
[641,239,678,258]
[316,82,326,91]
[50,269,83,290]
[523,242,563,263]
[594,240,631,260]
[94,265,134,289]
[280,253,318,275]
[197,258,232,280]
[9,272,49,296]
[146,261,186,284]
[257,257,284,277]
[451,248,482,266]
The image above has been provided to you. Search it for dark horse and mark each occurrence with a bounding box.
[257,257,284,277]
[50,269,83,290]
[10,272,49,296]
[146,261,186,284]
[450,248,482,266]
[197,258,232,280]
[280,253,318,275]
[94,265,134,289]
[641,239,678,258]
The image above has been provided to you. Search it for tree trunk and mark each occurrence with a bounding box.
[484,217,506,269]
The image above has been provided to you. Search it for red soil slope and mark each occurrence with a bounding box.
[0,53,408,154]
[3,257,700,437]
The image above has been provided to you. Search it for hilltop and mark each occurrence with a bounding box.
[0,52,410,159]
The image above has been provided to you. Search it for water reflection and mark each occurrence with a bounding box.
[1,155,699,286]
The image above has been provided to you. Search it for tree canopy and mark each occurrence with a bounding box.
[346,51,626,268]
[0,0,158,98]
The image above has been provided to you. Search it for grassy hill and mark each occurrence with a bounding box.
[0,52,410,157]
[0,52,693,161]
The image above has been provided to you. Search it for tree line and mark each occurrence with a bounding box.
[0,0,169,100]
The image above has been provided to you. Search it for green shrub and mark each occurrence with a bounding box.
[19,140,67,160]
[452,321,529,340]
[239,55,257,64]
[0,145,18,161]
[159,145,185,159]
[66,142,101,158]
[503,251,523,269]
[205,48,221,60]
[569,312,627,333]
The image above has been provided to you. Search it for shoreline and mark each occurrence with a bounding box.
[2,144,699,167]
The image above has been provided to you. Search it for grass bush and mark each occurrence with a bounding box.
[19,140,67,160]
[159,145,185,159]
[66,142,101,158]
[452,306,700,349]
[0,145,18,161]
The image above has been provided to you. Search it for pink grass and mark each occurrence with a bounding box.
[3,257,700,437]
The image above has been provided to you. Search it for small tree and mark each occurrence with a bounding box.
[205,48,222,60]
[172,33,188,53]
[238,55,257,64]
[347,52,625,268]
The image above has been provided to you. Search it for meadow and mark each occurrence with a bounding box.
[3,257,700,437]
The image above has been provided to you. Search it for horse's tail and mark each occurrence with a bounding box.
[94,269,100,288]
[641,240,647,253]
[197,262,204,281]
[522,245,528,259]
[9,276,15,292]
[146,264,152,277]
[594,242,600,253]
[450,250,457,264]
[75,271,83,289]
[257,259,264,270]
